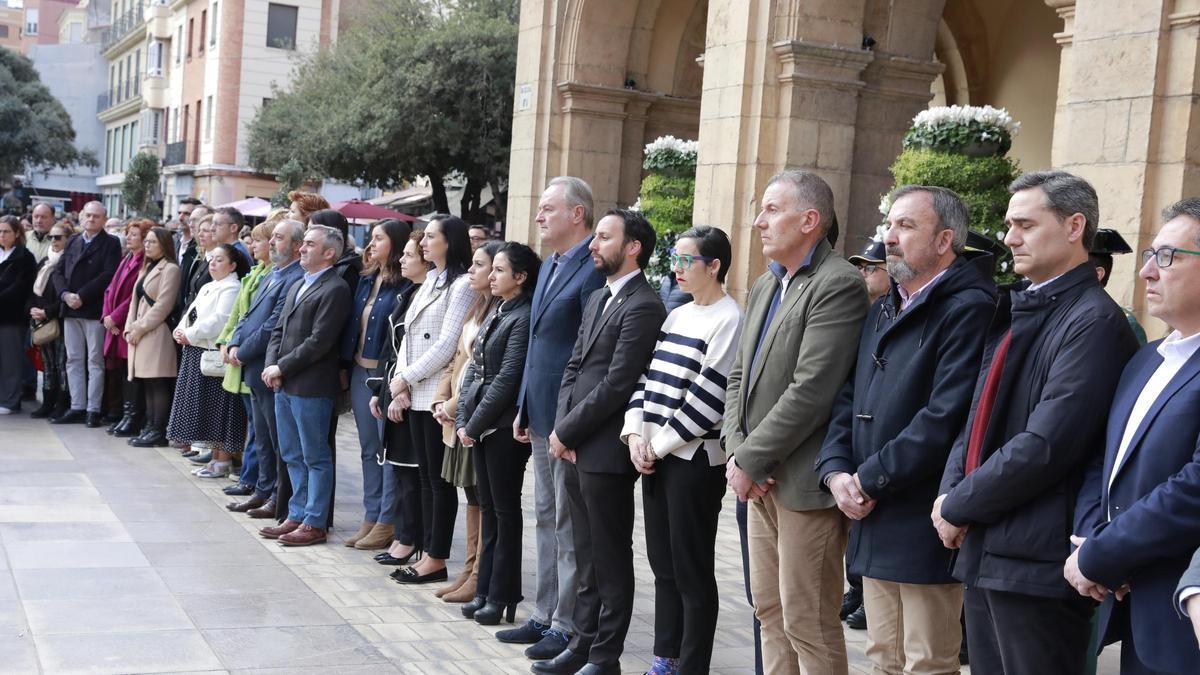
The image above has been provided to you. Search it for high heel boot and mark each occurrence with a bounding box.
[440,504,480,602]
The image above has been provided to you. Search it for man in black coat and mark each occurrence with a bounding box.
[50,201,122,426]
[534,209,666,675]
[817,185,997,674]
[935,171,1140,674]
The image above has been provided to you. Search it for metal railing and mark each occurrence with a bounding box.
[100,7,144,52]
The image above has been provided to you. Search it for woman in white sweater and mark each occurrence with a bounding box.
[166,243,249,479]
[622,226,742,675]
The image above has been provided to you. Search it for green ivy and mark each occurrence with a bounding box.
[639,173,695,288]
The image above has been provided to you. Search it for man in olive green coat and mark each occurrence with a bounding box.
[724,170,869,675]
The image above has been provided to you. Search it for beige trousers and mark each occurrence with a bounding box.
[749,493,849,675]
[862,577,963,675]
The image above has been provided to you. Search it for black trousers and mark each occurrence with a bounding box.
[139,377,173,429]
[736,498,764,675]
[472,431,531,604]
[567,466,637,668]
[409,410,457,559]
[965,585,1093,675]
[643,453,726,672]
[392,464,423,548]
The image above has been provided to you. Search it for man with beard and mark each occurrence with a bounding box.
[534,208,666,675]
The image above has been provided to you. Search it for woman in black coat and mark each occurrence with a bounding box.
[456,242,539,625]
[0,216,38,414]
[368,232,428,569]
[27,221,73,418]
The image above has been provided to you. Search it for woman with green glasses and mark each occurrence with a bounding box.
[621,225,743,675]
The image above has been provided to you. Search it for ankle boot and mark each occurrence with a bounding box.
[129,426,167,447]
[343,522,375,548]
[110,401,135,435]
[354,522,396,550]
[30,388,57,419]
[441,504,480,603]
[51,390,71,420]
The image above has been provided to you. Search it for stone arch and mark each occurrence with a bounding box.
[932,19,972,106]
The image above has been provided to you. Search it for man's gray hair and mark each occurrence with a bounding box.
[82,200,106,215]
[890,184,970,254]
[1161,197,1200,247]
[279,219,306,244]
[31,202,54,216]
[766,170,836,233]
[1009,170,1099,250]
[548,176,594,229]
[308,224,344,256]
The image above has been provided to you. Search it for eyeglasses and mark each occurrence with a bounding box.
[49,235,65,241]
[859,264,880,275]
[668,249,716,269]
[1141,246,1200,268]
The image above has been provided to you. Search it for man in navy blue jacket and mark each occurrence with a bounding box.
[1067,198,1200,675]
[224,219,304,516]
[817,185,996,674]
[498,177,605,662]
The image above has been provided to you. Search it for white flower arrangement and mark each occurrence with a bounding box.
[904,105,1021,156]
[643,135,699,174]
[911,105,1021,136]
[643,135,699,158]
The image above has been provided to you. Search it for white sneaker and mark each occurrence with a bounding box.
[0,407,15,415]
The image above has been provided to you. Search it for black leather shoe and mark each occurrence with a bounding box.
[574,664,618,675]
[530,648,588,674]
[223,483,254,496]
[523,629,569,659]
[50,409,86,424]
[85,412,104,428]
[391,565,448,585]
[113,415,142,438]
[376,549,421,566]
[497,619,550,645]
[474,600,517,625]
[227,494,267,512]
[845,604,866,630]
[461,595,487,619]
[840,586,862,620]
[129,427,168,447]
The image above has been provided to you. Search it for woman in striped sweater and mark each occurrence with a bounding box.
[622,226,743,675]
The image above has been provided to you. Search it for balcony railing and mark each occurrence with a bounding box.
[99,77,139,111]
[164,141,187,167]
[100,7,144,52]
[96,93,109,113]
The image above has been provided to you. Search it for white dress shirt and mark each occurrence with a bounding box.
[602,269,642,313]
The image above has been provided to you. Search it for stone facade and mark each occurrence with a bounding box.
[507,0,1189,334]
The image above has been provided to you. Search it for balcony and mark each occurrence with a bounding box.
[99,77,140,114]
[100,7,144,53]
[164,141,188,168]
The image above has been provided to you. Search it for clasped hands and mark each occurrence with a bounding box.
[931,494,969,549]
[548,431,576,464]
[1063,536,1129,603]
[627,434,656,475]
[827,472,876,520]
[726,456,774,502]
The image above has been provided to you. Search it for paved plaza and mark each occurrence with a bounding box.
[0,411,1120,674]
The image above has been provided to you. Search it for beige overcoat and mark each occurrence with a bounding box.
[124,260,181,380]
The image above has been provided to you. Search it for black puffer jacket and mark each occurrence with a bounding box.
[817,255,997,584]
[457,294,532,440]
[939,261,1140,598]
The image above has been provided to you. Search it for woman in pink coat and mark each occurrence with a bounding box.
[100,218,150,436]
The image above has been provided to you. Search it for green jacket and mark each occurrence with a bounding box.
[217,261,272,394]
[723,239,868,511]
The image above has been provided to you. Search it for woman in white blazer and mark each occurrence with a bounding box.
[390,216,478,585]
[166,243,250,479]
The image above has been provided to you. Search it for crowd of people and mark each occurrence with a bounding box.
[1,168,1200,675]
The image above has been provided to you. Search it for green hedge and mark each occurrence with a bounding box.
[640,173,695,287]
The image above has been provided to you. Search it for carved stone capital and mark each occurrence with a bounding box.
[773,40,874,92]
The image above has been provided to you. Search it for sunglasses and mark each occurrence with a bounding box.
[668,249,716,269]
[49,234,65,241]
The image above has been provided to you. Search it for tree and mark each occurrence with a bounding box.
[245,0,518,220]
[0,49,98,181]
[121,152,161,218]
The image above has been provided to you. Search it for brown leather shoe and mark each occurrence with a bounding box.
[278,524,327,547]
[247,499,278,519]
[259,518,301,539]
[344,521,374,548]
[227,494,267,512]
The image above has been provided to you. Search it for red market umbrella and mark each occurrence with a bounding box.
[330,199,417,222]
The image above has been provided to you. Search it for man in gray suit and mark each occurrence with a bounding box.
[723,171,868,675]
[258,225,352,547]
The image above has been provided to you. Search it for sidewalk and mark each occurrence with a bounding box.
[0,410,1118,673]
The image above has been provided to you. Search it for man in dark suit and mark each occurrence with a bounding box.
[935,171,1140,674]
[225,219,305,516]
[258,224,352,547]
[51,200,122,426]
[533,208,666,675]
[1067,198,1200,675]
[502,177,605,659]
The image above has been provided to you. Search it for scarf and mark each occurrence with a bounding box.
[33,248,63,297]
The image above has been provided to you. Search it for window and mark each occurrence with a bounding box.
[130,121,139,155]
[187,18,193,57]
[182,105,189,143]
[117,60,124,101]
[172,108,179,142]
[134,49,141,94]
[199,10,205,53]
[69,22,81,43]
[204,95,213,140]
[0,26,8,39]
[210,2,217,45]
[148,41,164,76]
[24,9,37,36]
[105,129,114,174]
[176,26,182,63]
[266,4,297,50]
[118,125,127,172]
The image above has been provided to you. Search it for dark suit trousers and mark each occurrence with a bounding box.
[249,385,278,500]
[409,410,457,559]
[567,464,638,667]
[473,432,531,604]
[965,586,1093,675]
[643,453,726,672]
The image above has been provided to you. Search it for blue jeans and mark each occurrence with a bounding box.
[274,391,335,528]
[239,393,259,486]
[351,365,396,524]
[249,384,278,500]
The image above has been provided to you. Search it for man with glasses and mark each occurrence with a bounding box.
[50,201,122,426]
[934,171,1140,674]
[468,224,491,252]
[1066,198,1200,674]
[848,239,891,304]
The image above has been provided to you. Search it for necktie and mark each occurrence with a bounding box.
[588,287,612,340]
[964,330,1013,474]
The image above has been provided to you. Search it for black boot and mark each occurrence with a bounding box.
[118,379,145,437]
[30,388,57,419]
[108,401,133,434]
[129,426,167,447]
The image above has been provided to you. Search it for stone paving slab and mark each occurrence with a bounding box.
[0,408,1123,674]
